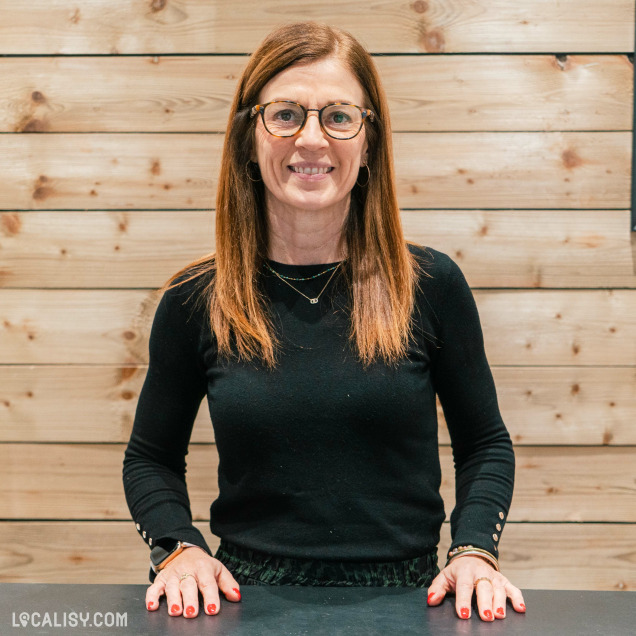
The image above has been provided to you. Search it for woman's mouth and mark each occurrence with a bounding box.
[289,165,334,175]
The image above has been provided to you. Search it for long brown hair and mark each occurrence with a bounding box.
[164,22,418,368]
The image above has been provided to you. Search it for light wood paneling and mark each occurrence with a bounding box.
[1,444,634,522]
[1,366,635,446]
[2,289,633,365]
[0,132,629,210]
[0,1,631,54]
[0,521,633,590]
[0,55,631,133]
[2,210,635,289]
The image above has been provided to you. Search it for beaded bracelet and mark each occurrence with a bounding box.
[446,545,500,572]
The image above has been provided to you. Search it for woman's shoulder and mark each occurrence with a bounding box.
[160,258,216,319]
[406,242,460,286]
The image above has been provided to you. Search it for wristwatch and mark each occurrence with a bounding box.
[150,539,197,573]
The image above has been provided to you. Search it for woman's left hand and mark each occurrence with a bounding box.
[426,555,526,621]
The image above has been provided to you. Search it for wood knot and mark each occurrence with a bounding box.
[411,0,429,13]
[33,175,54,201]
[602,429,614,445]
[123,330,136,341]
[418,27,446,53]
[119,367,138,382]
[570,383,580,395]
[555,54,569,71]
[150,159,161,176]
[31,91,46,103]
[121,390,135,400]
[1,213,22,235]
[562,148,583,170]
[150,0,166,12]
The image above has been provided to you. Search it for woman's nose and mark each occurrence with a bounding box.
[296,113,329,149]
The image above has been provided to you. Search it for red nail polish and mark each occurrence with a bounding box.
[519,603,526,612]
[460,607,470,619]
[147,601,154,610]
[497,607,505,615]
[170,604,180,615]
[185,606,195,617]
[427,592,435,605]
[484,610,493,620]
[207,603,217,614]
[233,587,242,601]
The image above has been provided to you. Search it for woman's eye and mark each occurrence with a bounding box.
[329,111,351,124]
[273,109,300,123]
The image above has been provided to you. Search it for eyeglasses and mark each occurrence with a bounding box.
[250,101,375,140]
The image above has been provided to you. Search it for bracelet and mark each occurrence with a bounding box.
[446,545,500,572]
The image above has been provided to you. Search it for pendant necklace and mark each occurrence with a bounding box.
[265,261,341,304]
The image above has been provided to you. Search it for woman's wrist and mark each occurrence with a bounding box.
[446,545,500,571]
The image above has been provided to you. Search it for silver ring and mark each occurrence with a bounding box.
[180,572,194,582]
[474,577,492,588]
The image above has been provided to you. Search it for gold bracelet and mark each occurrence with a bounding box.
[446,546,500,572]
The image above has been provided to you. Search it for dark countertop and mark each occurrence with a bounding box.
[1,584,633,635]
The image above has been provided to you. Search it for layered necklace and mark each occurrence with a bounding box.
[264,261,342,304]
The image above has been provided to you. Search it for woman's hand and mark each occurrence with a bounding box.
[426,555,526,621]
[145,546,241,618]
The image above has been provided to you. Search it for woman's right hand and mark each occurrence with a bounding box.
[145,546,241,618]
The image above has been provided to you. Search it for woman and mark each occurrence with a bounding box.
[123,22,526,622]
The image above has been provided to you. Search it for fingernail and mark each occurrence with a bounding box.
[147,601,154,611]
[484,610,493,620]
[233,587,242,601]
[460,607,470,619]
[185,606,195,617]
[207,603,217,614]
[427,592,435,605]
[170,604,180,615]
[497,607,505,615]
[519,603,526,612]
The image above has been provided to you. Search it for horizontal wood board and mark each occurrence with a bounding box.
[2,210,635,288]
[0,133,630,210]
[1,289,633,365]
[0,55,631,133]
[0,444,634,522]
[0,521,633,590]
[0,1,632,54]
[1,366,635,446]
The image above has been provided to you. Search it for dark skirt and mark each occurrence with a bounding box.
[214,540,440,587]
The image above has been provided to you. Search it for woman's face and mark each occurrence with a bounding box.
[253,56,369,219]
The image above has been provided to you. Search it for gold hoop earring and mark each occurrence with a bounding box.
[356,164,370,188]
[246,160,262,183]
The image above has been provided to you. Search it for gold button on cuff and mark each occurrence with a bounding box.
[142,531,146,539]
[496,524,502,531]
[492,533,499,541]
[136,523,141,531]
[149,538,153,545]
[499,512,504,520]
[494,545,498,551]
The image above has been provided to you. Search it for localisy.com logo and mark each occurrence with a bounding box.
[12,611,127,628]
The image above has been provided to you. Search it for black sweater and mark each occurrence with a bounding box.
[123,244,515,566]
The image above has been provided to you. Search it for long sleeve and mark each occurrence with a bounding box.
[122,278,211,561]
[430,257,515,560]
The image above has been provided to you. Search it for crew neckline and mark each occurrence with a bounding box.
[265,258,344,272]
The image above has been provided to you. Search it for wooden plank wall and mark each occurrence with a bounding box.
[0,0,634,591]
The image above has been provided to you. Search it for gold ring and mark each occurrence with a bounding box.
[474,577,492,587]
[180,573,194,582]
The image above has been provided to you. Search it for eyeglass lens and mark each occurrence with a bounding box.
[262,103,363,139]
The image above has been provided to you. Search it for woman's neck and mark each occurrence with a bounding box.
[266,201,347,265]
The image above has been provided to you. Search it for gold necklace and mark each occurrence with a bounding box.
[266,262,341,304]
